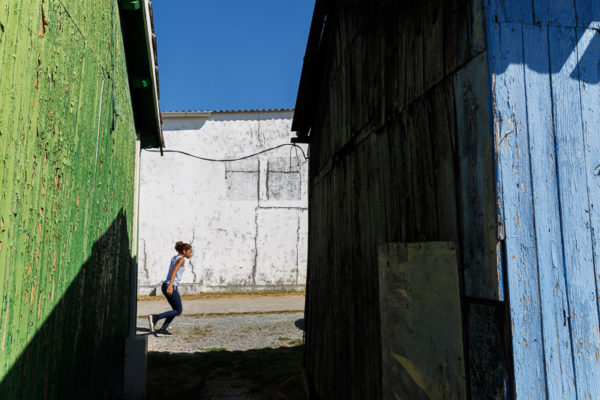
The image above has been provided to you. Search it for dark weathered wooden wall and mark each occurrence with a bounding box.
[302,0,509,398]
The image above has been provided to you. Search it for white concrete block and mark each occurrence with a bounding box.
[138,111,308,293]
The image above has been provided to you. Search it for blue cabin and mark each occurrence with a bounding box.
[489,1,600,398]
[293,0,600,398]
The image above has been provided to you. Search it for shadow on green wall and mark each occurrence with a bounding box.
[0,210,133,400]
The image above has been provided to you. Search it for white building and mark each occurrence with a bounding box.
[138,109,308,294]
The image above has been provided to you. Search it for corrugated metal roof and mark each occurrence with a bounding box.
[213,108,294,113]
[163,108,294,114]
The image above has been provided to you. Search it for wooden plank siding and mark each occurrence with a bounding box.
[486,0,600,397]
[523,25,576,399]
[489,22,547,399]
[298,0,600,397]
[549,26,600,399]
[454,52,500,301]
[300,0,509,398]
[0,0,140,398]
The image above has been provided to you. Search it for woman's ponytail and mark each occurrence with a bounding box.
[175,241,191,252]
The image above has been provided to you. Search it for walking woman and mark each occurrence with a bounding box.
[148,241,193,336]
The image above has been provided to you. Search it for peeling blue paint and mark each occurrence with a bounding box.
[486,0,600,397]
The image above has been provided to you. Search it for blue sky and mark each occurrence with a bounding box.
[152,1,315,112]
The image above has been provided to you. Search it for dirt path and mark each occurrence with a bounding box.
[137,312,304,352]
[138,296,306,399]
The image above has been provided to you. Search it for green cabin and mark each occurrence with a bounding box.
[0,0,161,398]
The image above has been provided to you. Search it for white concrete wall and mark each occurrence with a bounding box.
[138,110,308,294]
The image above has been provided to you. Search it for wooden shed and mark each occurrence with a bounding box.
[0,0,161,398]
[293,0,600,398]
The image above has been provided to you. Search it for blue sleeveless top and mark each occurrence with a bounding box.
[164,255,185,287]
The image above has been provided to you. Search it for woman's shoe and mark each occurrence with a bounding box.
[147,315,156,333]
[155,328,172,336]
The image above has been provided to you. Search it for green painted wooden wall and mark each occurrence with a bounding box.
[0,0,138,397]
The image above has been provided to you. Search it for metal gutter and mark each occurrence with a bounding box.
[142,0,164,147]
[118,0,164,148]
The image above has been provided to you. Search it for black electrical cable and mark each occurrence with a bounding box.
[143,143,308,162]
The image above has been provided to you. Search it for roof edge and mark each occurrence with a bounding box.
[162,108,294,118]
[212,108,294,114]
[143,0,164,146]
[119,0,164,148]
[291,0,328,137]
[162,111,212,119]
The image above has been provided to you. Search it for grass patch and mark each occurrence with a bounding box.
[183,326,214,342]
[138,288,305,302]
[147,346,306,400]
[190,325,214,335]
[235,326,263,335]
[277,337,303,347]
[203,347,227,352]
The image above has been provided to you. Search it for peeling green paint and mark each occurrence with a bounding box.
[0,0,138,397]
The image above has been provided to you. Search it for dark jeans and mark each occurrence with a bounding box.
[154,282,183,329]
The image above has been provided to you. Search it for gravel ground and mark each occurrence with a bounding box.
[137,312,305,353]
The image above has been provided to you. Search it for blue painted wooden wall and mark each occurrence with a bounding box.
[486,1,600,398]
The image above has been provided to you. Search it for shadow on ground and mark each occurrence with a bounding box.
[147,345,306,400]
